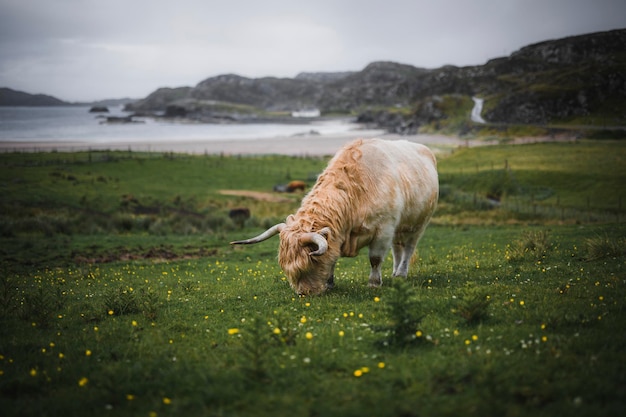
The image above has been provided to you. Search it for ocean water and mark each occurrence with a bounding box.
[0,106,358,144]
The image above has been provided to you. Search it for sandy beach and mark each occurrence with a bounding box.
[0,128,479,156]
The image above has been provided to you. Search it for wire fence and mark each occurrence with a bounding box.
[500,196,623,223]
[441,160,624,224]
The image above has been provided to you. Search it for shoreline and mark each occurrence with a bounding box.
[0,130,577,157]
[0,130,472,156]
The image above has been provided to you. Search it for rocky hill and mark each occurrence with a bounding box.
[126,29,626,127]
[0,87,67,106]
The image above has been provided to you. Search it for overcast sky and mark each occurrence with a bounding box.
[1,0,624,102]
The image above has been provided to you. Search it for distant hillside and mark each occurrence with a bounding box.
[126,29,626,128]
[294,71,355,83]
[0,87,67,106]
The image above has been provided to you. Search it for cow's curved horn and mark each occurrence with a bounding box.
[230,223,285,245]
[301,227,331,256]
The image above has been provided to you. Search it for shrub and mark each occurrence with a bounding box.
[584,234,625,261]
[507,230,551,262]
[374,279,427,347]
[102,286,141,316]
[19,286,65,328]
[455,283,492,324]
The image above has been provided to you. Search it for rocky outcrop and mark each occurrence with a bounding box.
[357,109,419,135]
[478,29,626,124]
[191,74,321,111]
[126,29,626,127]
[125,87,192,113]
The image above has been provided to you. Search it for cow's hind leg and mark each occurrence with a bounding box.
[391,242,406,277]
[392,231,423,277]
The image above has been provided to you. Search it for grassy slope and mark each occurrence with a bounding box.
[1,142,625,417]
[439,141,626,209]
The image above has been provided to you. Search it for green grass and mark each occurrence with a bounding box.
[1,142,625,416]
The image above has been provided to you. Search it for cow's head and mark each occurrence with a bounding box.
[231,222,335,295]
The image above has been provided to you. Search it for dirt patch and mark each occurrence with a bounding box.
[219,189,293,203]
[73,246,218,264]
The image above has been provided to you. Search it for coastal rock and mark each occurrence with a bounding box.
[164,105,187,118]
[89,106,109,113]
[100,115,144,124]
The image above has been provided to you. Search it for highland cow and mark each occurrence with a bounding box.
[231,138,438,295]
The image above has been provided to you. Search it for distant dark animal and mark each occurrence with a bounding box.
[228,207,251,229]
[274,180,307,193]
[273,184,289,193]
[231,138,438,295]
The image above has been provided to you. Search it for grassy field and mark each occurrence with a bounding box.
[1,140,625,416]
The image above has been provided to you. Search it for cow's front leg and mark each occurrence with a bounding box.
[368,232,393,287]
[326,263,336,289]
[368,255,383,287]
[368,237,391,287]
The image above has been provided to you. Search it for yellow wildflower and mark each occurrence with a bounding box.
[305,332,313,340]
[78,377,89,387]
[227,328,240,335]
